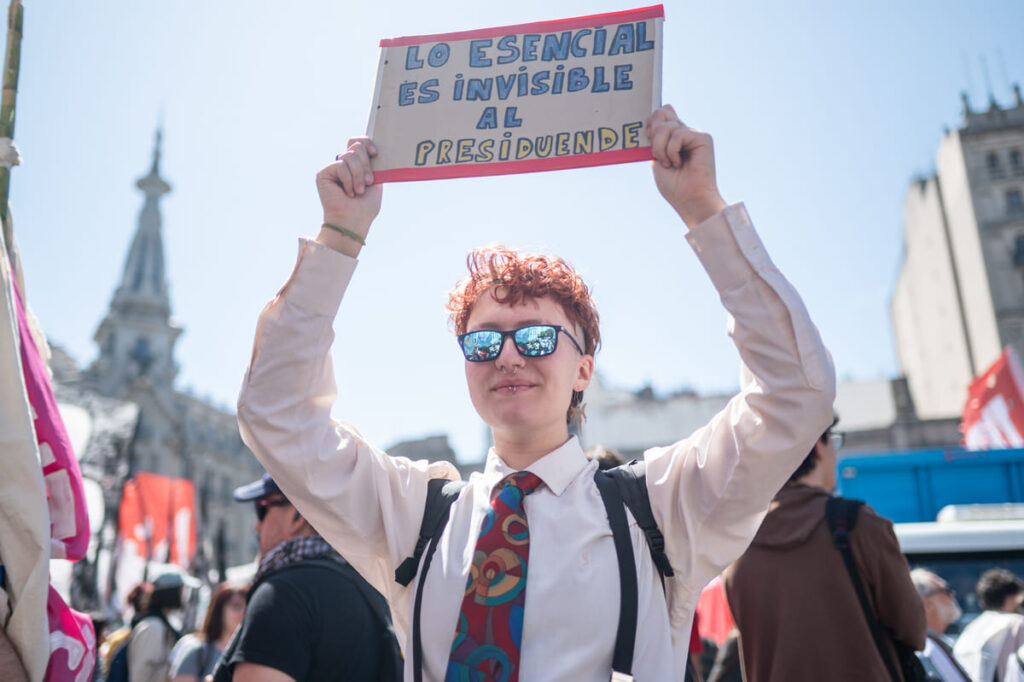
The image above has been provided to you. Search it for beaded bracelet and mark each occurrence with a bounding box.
[322,222,366,245]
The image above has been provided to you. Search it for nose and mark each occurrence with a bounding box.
[494,334,524,374]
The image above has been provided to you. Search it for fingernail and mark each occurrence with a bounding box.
[364,173,373,183]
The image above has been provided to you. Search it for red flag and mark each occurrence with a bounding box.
[118,472,197,568]
[962,346,1024,449]
[695,575,735,646]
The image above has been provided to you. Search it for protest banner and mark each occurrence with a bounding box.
[118,472,197,568]
[368,5,663,181]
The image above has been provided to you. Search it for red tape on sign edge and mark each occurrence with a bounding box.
[372,146,652,183]
[379,5,664,47]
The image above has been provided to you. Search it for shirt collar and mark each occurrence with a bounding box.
[483,435,590,497]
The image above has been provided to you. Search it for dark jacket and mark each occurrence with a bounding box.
[723,484,926,682]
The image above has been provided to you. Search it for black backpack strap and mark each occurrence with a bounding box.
[151,610,182,643]
[395,478,467,586]
[826,496,902,682]
[595,470,639,679]
[605,460,674,584]
[396,478,467,682]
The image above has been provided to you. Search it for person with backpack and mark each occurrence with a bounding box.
[126,572,186,682]
[101,582,151,681]
[236,103,836,680]
[210,474,402,682]
[723,422,927,681]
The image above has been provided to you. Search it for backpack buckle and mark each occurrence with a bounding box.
[833,528,851,550]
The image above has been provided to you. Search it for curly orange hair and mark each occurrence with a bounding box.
[447,245,600,423]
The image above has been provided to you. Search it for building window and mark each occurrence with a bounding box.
[130,336,154,374]
[1012,149,1024,177]
[990,152,1005,179]
[1009,190,1024,216]
[1014,236,1024,268]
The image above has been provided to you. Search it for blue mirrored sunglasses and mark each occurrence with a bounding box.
[457,324,584,362]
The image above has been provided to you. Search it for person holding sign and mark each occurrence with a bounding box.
[236,104,835,681]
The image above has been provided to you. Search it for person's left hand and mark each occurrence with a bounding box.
[647,105,727,229]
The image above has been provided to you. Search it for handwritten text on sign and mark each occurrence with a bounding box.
[367,6,664,182]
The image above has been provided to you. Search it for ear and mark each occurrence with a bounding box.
[574,353,594,392]
[289,510,306,534]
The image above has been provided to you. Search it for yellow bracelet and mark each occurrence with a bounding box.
[322,222,366,245]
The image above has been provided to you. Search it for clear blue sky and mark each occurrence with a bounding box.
[11,1,1024,462]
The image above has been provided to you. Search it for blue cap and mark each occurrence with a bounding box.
[232,473,282,502]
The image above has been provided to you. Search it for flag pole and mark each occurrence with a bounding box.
[0,0,23,250]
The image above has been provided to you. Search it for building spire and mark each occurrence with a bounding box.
[136,127,170,200]
[116,127,172,313]
[88,126,182,396]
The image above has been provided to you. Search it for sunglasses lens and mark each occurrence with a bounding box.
[461,330,503,361]
[515,325,557,357]
[255,504,267,522]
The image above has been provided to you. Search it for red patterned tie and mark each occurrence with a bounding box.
[446,471,542,682]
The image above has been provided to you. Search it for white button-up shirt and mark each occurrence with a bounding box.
[237,203,835,681]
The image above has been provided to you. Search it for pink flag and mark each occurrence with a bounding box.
[12,279,95,680]
[43,586,95,682]
[13,280,89,560]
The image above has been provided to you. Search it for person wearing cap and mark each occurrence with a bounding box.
[235,104,837,681]
[210,474,401,682]
[723,421,926,681]
[128,572,185,682]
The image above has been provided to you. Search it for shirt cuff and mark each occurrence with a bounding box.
[685,202,773,293]
[279,237,358,317]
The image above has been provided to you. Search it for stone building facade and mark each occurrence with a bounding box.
[56,132,264,583]
[577,373,961,461]
[893,86,1024,418]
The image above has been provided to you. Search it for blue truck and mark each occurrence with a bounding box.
[837,446,1024,523]
[838,447,1024,622]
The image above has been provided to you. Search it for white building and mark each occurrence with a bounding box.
[893,86,1024,418]
[579,373,959,460]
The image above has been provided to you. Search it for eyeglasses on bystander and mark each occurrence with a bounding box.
[254,497,291,522]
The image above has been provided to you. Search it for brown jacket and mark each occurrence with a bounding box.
[723,484,926,682]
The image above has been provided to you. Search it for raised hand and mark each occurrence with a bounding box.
[647,105,727,229]
[315,137,383,256]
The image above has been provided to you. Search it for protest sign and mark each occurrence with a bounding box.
[368,5,663,181]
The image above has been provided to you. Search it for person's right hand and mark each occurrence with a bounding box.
[315,137,383,245]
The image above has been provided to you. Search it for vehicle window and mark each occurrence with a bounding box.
[906,550,1024,635]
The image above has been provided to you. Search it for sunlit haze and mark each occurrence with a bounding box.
[12,1,1023,462]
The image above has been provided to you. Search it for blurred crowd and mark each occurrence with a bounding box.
[95,579,245,682]
[77,445,1024,682]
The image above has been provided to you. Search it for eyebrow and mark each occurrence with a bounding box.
[467,319,549,332]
